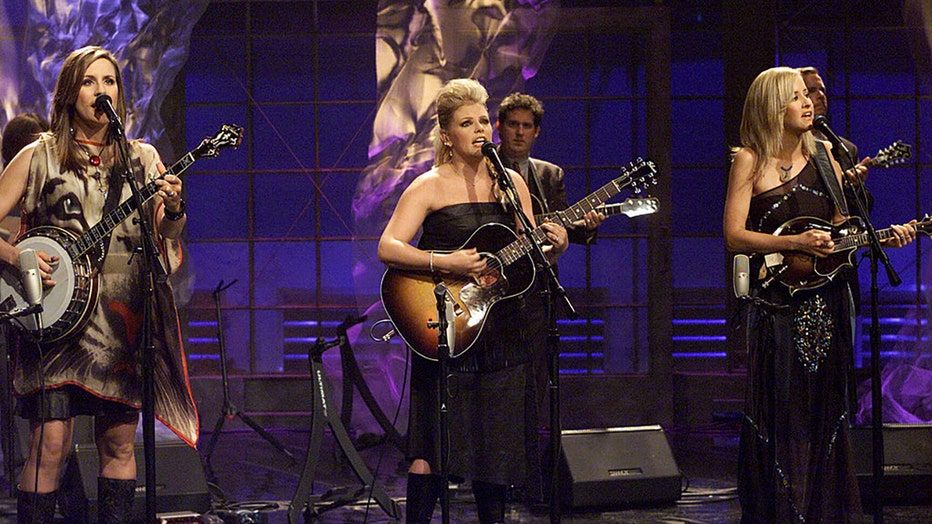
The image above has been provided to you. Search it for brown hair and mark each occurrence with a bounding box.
[50,46,127,174]
[2,113,49,166]
[497,92,544,127]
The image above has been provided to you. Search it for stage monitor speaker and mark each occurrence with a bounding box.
[557,425,681,508]
[850,424,932,506]
[59,439,210,522]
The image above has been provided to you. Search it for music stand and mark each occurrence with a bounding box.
[287,317,401,523]
[202,279,296,483]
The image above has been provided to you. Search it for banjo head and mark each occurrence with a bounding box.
[0,226,97,342]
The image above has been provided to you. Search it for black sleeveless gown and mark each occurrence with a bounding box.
[408,202,540,490]
[738,162,862,522]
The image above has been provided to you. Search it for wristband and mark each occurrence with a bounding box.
[164,199,186,221]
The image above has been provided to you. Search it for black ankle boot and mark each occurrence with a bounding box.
[405,473,442,524]
[97,477,136,524]
[473,480,506,524]
[16,486,58,524]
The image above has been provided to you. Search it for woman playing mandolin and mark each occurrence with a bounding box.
[0,46,197,523]
[723,66,916,523]
[377,78,568,523]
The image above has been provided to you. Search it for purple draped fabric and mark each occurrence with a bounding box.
[343,0,559,435]
[1,0,208,160]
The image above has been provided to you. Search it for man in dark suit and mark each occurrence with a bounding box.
[496,93,603,245]
[799,67,860,166]
[495,93,604,431]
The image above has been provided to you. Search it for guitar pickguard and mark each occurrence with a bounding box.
[459,257,509,328]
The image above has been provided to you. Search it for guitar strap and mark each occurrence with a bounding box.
[94,161,127,269]
[812,141,850,217]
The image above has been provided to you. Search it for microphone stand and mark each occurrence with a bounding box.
[203,279,296,485]
[833,143,900,524]
[486,153,576,524]
[111,118,167,523]
[431,283,453,524]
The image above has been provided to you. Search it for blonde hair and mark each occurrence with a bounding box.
[738,66,815,177]
[432,78,489,166]
[50,46,127,174]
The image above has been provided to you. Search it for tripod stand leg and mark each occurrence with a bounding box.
[202,412,228,483]
[327,405,401,518]
[235,409,297,462]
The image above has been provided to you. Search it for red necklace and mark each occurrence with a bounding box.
[76,139,103,166]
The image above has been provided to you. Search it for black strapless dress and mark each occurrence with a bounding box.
[407,202,540,489]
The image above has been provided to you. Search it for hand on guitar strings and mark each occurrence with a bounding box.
[438,248,487,278]
[842,159,870,186]
[155,174,184,210]
[578,209,606,231]
[881,220,917,248]
[540,221,568,257]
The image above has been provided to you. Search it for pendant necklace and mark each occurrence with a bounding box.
[76,139,107,195]
[779,164,793,182]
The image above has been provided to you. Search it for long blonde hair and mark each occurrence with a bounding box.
[432,78,489,167]
[738,66,815,177]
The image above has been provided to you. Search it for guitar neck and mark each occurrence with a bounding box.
[556,180,627,224]
[67,151,198,259]
[493,226,549,268]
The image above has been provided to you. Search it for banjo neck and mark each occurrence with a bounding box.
[67,149,200,260]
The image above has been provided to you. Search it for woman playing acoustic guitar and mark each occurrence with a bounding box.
[378,78,567,523]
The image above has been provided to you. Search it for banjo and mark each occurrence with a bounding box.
[0,124,243,343]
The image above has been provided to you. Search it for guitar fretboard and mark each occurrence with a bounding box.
[66,151,198,259]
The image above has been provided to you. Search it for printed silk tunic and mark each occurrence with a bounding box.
[12,135,199,446]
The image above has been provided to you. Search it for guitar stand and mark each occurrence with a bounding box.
[337,316,406,452]
[202,280,296,485]
[287,336,401,523]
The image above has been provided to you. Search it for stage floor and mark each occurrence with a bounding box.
[0,422,930,523]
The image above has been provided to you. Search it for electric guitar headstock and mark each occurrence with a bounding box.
[623,157,658,195]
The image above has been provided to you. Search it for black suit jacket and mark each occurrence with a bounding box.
[508,155,596,245]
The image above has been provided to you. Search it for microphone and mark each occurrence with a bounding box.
[93,94,124,134]
[812,115,852,165]
[732,254,749,298]
[481,142,512,190]
[18,248,43,330]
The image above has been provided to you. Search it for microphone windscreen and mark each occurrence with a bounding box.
[18,248,42,306]
[733,254,750,298]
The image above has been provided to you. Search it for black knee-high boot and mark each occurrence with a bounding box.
[16,486,58,524]
[472,480,506,524]
[405,473,442,524]
[97,477,136,524]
